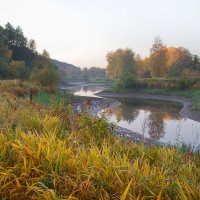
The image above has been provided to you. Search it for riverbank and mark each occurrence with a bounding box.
[98,91,200,122]
[71,97,167,146]
[106,87,200,110]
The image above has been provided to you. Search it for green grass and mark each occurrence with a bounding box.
[0,80,200,199]
[32,91,84,107]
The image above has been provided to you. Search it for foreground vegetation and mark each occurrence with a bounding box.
[0,80,200,199]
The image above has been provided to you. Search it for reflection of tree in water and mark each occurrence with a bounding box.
[106,102,139,123]
[120,102,139,123]
[106,98,182,140]
[148,112,165,140]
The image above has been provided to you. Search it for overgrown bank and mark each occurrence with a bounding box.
[0,81,200,199]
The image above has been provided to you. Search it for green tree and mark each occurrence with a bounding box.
[4,23,27,48]
[30,52,60,88]
[8,61,26,79]
[28,39,36,53]
[0,26,13,78]
[106,48,136,86]
[88,67,105,79]
[82,67,89,80]
[3,22,36,68]
[31,65,60,87]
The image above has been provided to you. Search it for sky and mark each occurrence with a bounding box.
[0,0,200,68]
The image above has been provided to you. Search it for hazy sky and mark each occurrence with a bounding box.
[1,0,200,68]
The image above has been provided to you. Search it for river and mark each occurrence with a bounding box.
[61,83,200,149]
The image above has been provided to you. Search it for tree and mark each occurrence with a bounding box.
[30,52,61,88]
[82,67,89,80]
[8,61,26,79]
[0,26,13,79]
[3,22,36,65]
[106,48,136,87]
[3,23,27,48]
[42,49,50,58]
[28,39,36,53]
[88,67,105,79]
[149,36,167,77]
[30,65,60,87]
[166,47,193,77]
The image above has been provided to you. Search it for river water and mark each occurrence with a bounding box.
[63,83,200,148]
[104,98,200,148]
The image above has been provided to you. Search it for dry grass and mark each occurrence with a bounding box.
[0,80,200,199]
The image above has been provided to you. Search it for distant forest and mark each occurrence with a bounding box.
[0,22,105,82]
[52,59,105,81]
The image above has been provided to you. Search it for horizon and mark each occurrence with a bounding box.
[1,0,200,68]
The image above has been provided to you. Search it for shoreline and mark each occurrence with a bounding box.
[62,84,200,145]
[97,91,200,122]
[72,96,168,146]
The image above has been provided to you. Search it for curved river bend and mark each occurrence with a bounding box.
[61,83,200,148]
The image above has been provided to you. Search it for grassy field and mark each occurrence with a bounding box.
[0,80,200,199]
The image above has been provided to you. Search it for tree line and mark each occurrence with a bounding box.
[52,59,105,81]
[106,36,200,87]
[0,22,60,87]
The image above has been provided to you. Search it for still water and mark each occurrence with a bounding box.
[72,84,200,147]
[60,83,105,98]
[74,85,104,98]
[105,98,200,147]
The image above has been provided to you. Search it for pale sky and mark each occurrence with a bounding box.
[0,0,200,68]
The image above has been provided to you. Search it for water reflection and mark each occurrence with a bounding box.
[106,99,170,140]
[148,112,165,140]
[104,98,200,146]
[74,85,104,98]
[109,101,140,124]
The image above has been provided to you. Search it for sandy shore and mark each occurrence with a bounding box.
[98,91,200,122]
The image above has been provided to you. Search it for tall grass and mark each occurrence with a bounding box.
[0,81,200,199]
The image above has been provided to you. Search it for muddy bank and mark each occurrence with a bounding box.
[98,92,200,122]
[72,97,166,146]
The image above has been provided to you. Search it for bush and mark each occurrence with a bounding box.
[30,65,61,88]
[117,73,136,88]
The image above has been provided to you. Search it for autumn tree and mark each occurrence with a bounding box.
[166,47,193,77]
[149,36,167,77]
[135,54,151,78]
